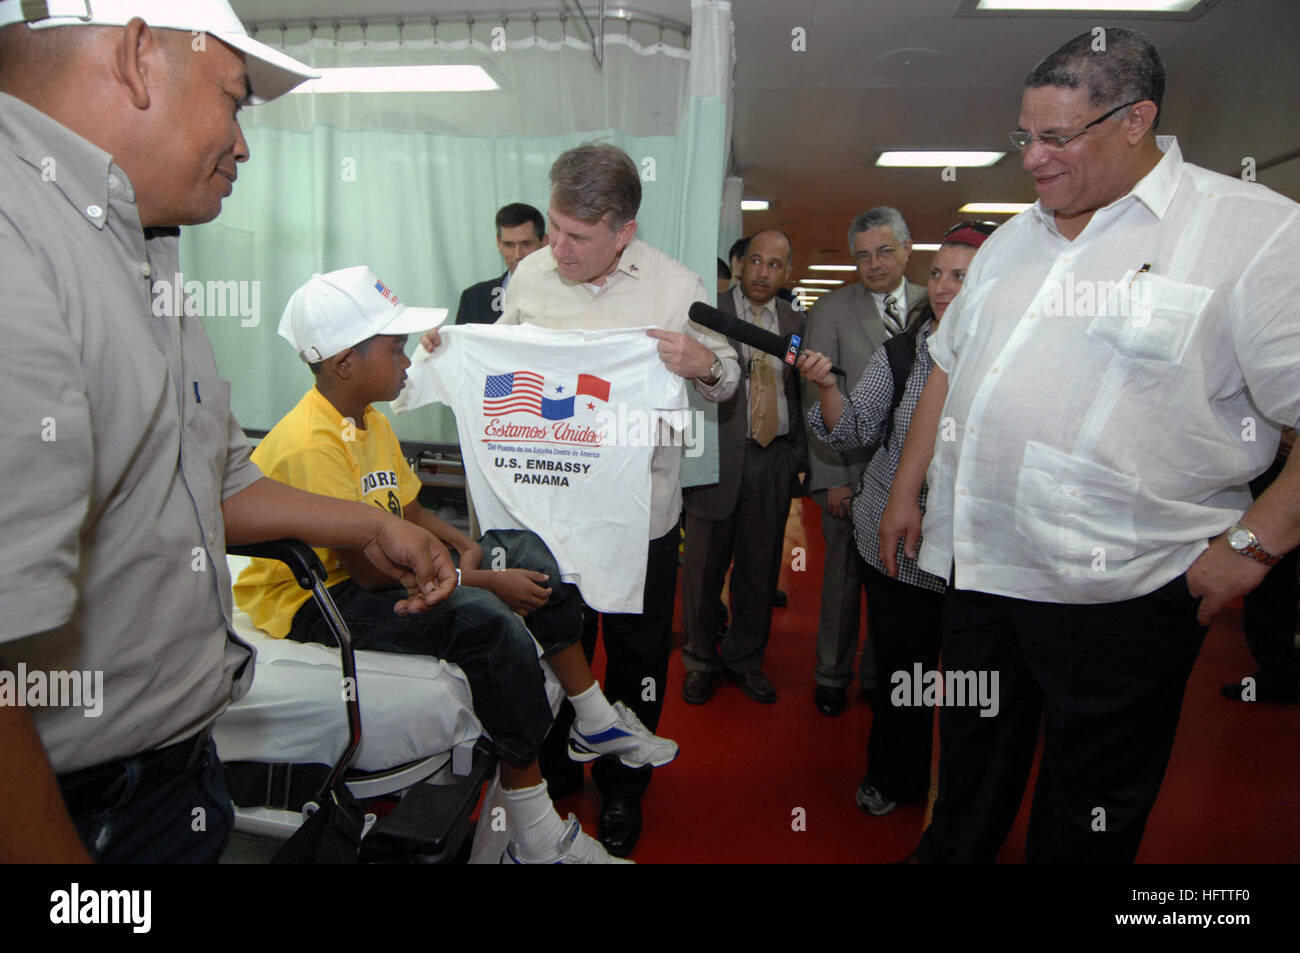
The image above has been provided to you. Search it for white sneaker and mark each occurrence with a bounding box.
[567,701,680,768]
[501,814,635,864]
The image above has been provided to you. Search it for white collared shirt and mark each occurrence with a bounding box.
[921,136,1300,603]
[733,286,790,437]
[500,239,740,538]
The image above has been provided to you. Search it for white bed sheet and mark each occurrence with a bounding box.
[214,555,483,772]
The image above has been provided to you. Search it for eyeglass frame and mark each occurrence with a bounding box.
[1009,99,1141,152]
[853,244,903,265]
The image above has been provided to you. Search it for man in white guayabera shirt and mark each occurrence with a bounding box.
[880,27,1300,864]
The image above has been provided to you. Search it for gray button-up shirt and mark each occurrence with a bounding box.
[0,92,261,772]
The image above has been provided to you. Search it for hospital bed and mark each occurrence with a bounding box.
[216,540,559,863]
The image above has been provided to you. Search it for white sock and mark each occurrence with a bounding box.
[569,680,618,734]
[503,781,566,861]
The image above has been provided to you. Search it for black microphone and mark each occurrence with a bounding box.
[688,301,846,376]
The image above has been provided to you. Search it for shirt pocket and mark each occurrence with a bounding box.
[1086,272,1213,365]
[1013,440,1140,563]
[184,374,233,494]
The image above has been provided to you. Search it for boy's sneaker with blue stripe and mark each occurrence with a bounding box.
[567,701,679,768]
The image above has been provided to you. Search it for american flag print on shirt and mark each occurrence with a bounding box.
[483,371,611,421]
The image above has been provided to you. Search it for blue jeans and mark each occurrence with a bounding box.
[289,531,574,767]
[68,738,234,863]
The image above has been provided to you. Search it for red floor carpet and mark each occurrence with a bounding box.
[551,499,1300,864]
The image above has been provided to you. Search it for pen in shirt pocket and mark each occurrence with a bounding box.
[1128,262,1152,288]
[193,380,201,404]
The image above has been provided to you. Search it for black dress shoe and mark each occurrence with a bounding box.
[682,670,715,705]
[815,685,846,717]
[773,588,788,608]
[734,670,777,704]
[599,796,642,857]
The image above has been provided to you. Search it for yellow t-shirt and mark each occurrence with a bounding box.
[234,387,423,638]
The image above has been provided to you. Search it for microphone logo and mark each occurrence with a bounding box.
[784,332,802,366]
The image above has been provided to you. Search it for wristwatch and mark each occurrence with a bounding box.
[1225,522,1281,567]
[699,356,723,387]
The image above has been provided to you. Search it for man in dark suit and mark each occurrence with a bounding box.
[454,202,545,325]
[802,207,925,716]
[681,229,806,704]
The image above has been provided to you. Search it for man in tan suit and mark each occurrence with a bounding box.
[682,230,806,705]
[802,208,925,716]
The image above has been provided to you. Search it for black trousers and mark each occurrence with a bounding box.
[539,529,680,800]
[860,562,945,802]
[681,436,797,674]
[917,574,1206,863]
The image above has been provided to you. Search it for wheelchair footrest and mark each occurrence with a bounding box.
[360,739,497,864]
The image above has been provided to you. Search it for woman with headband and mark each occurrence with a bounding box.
[797,221,997,820]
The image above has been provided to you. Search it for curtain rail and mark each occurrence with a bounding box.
[244,8,691,38]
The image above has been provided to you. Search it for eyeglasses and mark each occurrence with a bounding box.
[1009,99,1139,152]
[854,246,898,264]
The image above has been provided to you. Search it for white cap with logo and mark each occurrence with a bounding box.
[0,0,318,103]
[279,266,448,365]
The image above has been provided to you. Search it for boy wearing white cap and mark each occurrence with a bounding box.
[235,267,677,863]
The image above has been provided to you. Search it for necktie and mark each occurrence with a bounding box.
[747,304,779,447]
[883,294,904,334]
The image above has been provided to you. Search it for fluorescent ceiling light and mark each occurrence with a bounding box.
[807,264,857,272]
[912,243,942,251]
[799,279,844,285]
[958,202,1033,214]
[974,0,1200,10]
[876,151,1004,168]
[289,65,499,94]
[741,200,770,211]
[793,288,828,294]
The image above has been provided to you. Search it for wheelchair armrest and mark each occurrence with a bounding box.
[227,538,362,804]
[228,540,325,590]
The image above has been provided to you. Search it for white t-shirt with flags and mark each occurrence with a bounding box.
[394,323,689,612]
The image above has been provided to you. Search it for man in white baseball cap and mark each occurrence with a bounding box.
[0,7,458,863]
[0,0,316,103]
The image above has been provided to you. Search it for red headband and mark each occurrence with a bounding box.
[943,226,991,249]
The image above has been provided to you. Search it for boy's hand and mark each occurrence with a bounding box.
[482,568,552,615]
[362,518,458,612]
[459,539,483,573]
[420,328,442,353]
